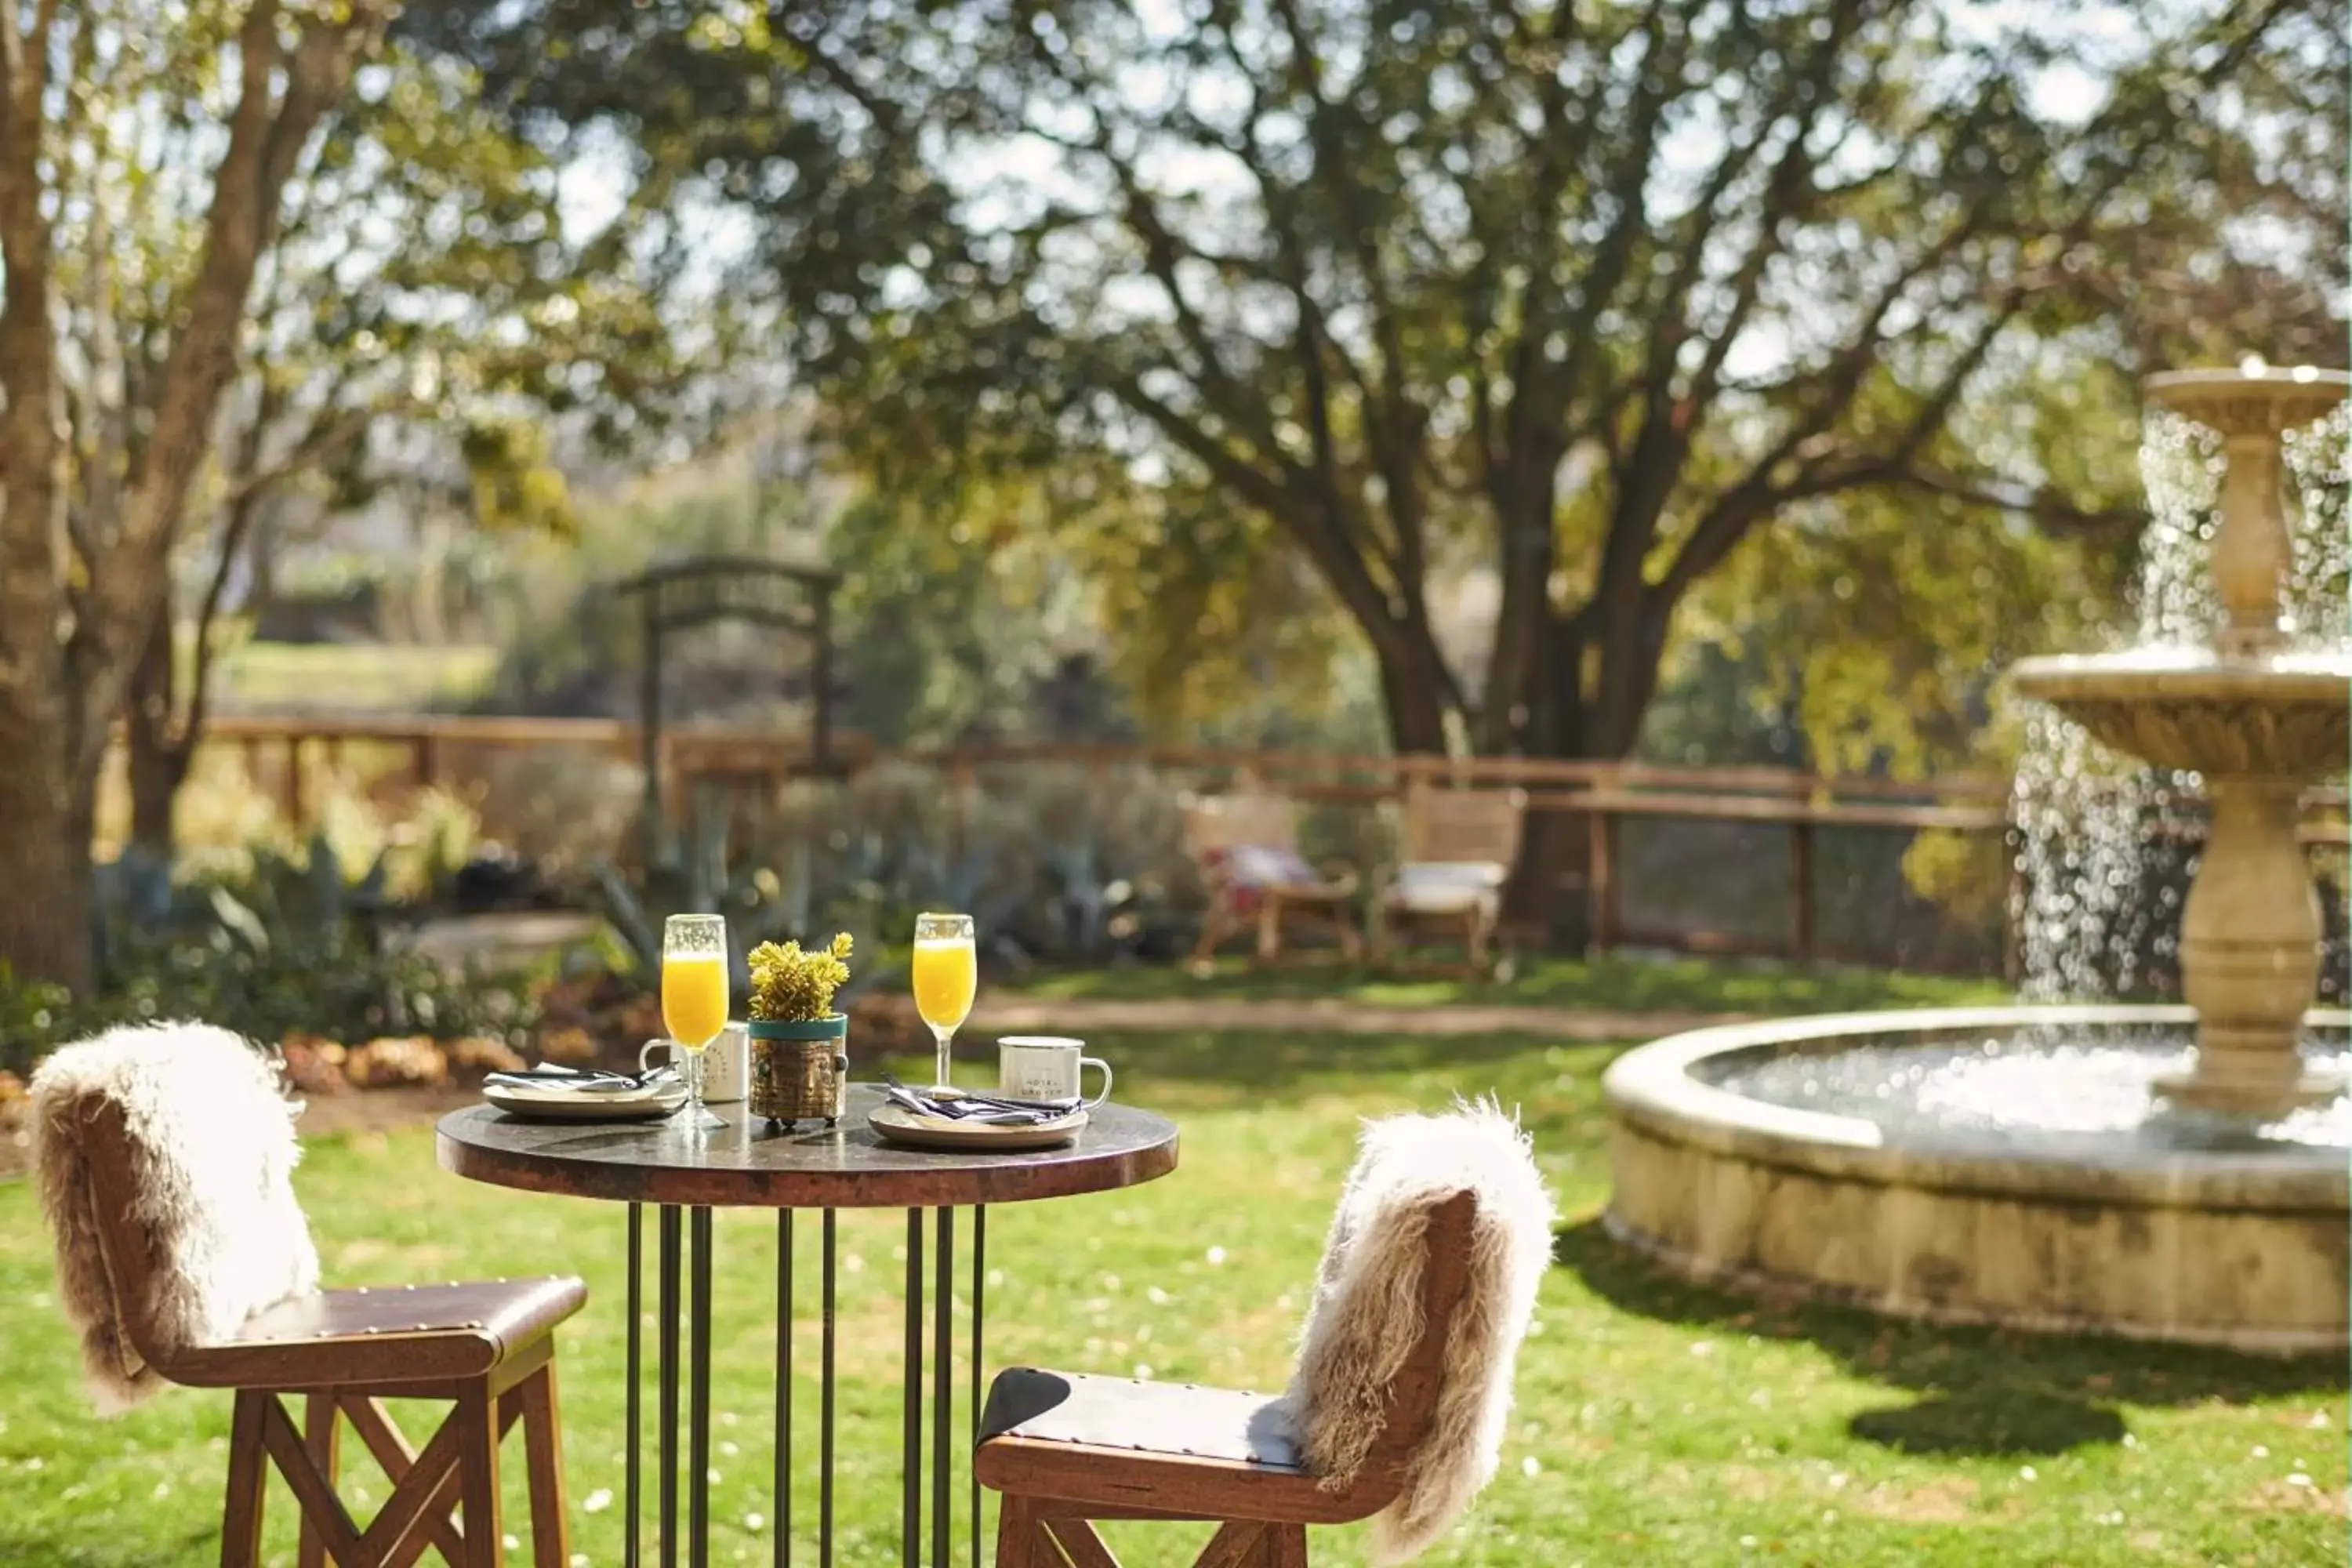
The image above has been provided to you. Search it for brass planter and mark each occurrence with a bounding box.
[747,1015,850,1126]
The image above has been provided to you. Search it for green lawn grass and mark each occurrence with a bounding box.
[1,1025,2339,1567]
[211,641,499,713]
[1002,952,2009,1018]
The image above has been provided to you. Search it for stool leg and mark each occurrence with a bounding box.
[456,1381,505,1567]
[296,1392,339,1568]
[993,1497,1044,1568]
[1266,1523,1308,1567]
[220,1390,268,1568]
[519,1363,569,1568]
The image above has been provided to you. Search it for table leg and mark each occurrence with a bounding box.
[626,1202,642,1568]
[821,1210,837,1568]
[690,1207,713,1568]
[659,1206,683,1568]
[970,1206,985,1568]
[776,1210,792,1568]
[902,1209,924,1568]
[635,1201,986,1568]
[932,1207,953,1568]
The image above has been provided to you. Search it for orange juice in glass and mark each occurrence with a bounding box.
[912,912,976,1090]
[662,913,730,1127]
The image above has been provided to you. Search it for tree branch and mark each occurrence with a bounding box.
[71,0,387,775]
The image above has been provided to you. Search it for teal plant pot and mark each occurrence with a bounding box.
[747,1014,850,1125]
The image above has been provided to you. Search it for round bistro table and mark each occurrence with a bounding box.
[437,1087,1178,1568]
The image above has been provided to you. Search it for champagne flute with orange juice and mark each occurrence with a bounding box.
[912,912,977,1091]
[662,913,731,1127]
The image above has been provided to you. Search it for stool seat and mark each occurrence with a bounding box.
[977,1367,1389,1526]
[164,1276,586,1389]
[982,1368,1302,1470]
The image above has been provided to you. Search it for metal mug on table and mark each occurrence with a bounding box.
[997,1035,1113,1107]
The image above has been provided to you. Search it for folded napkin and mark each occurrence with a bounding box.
[486,1064,678,1095]
[880,1073,1077,1127]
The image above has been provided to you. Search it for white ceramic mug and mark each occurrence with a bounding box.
[998,1036,1112,1108]
[642,1021,750,1104]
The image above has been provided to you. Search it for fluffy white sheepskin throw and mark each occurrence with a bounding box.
[1280,1098,1556,1563]
[31,1022,320,1411]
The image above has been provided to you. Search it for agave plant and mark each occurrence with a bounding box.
[592,790,829,992]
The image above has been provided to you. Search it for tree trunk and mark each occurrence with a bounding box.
[1492,601,1664,951]
[0,709,96,993]
[1372,635,1451,756]
[125,597,187,857]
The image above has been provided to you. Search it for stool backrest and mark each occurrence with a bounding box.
[1282,1102,1555,1559]
[31,1024,321,1407]
[1363,1189,1478,1473]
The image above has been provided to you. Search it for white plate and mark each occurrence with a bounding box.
[868,1102,1087,1152]
[483,1083,687,1122]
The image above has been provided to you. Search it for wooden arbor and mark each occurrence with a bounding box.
[611,556,841,856]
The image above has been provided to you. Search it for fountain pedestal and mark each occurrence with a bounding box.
[2167,778,2330,1112]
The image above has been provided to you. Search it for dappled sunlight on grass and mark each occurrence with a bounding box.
[0,1021,2337,1566]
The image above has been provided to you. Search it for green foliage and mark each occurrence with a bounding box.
[407,0,2344,767]
[825,463,1379,749]
[763,761,1197,965]
[746,934,854,1023]
[482,437,825,720]
[1680,474,2118,779]
[826,471,1127,747]
[1,834,534,1075]
[586,789,828,1000]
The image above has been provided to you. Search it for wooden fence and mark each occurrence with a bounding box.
[150,713,2349,977]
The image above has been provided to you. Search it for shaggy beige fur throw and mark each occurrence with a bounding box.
[1280,1098,1556,1563]
[31,1022,319,1412]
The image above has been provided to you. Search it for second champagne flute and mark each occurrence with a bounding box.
[662,913,731,1129]
[911,912,976,1091]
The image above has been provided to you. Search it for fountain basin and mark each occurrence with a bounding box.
[2143,366,2350,434]
[1603,1006,2349,1354]
[2009,648,2351,777]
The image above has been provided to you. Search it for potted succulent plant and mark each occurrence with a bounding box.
[746,934,855,1127]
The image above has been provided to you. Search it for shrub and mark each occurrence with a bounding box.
[2,835,538,1077]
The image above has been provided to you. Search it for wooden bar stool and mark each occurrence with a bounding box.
[978,1103,1553,1566]
[61,1093,586,1568]
[983,1194,1477,1561]
[977,1190,1479,1566]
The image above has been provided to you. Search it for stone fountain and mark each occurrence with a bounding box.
[1602,366,2350,1352]
[2012,368,2350,1116]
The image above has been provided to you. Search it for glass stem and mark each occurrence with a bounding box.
[935,1028,953,1090]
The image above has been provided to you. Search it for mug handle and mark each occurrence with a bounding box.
[639,1040,675,1080]
[1079,1057,1114,1108]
